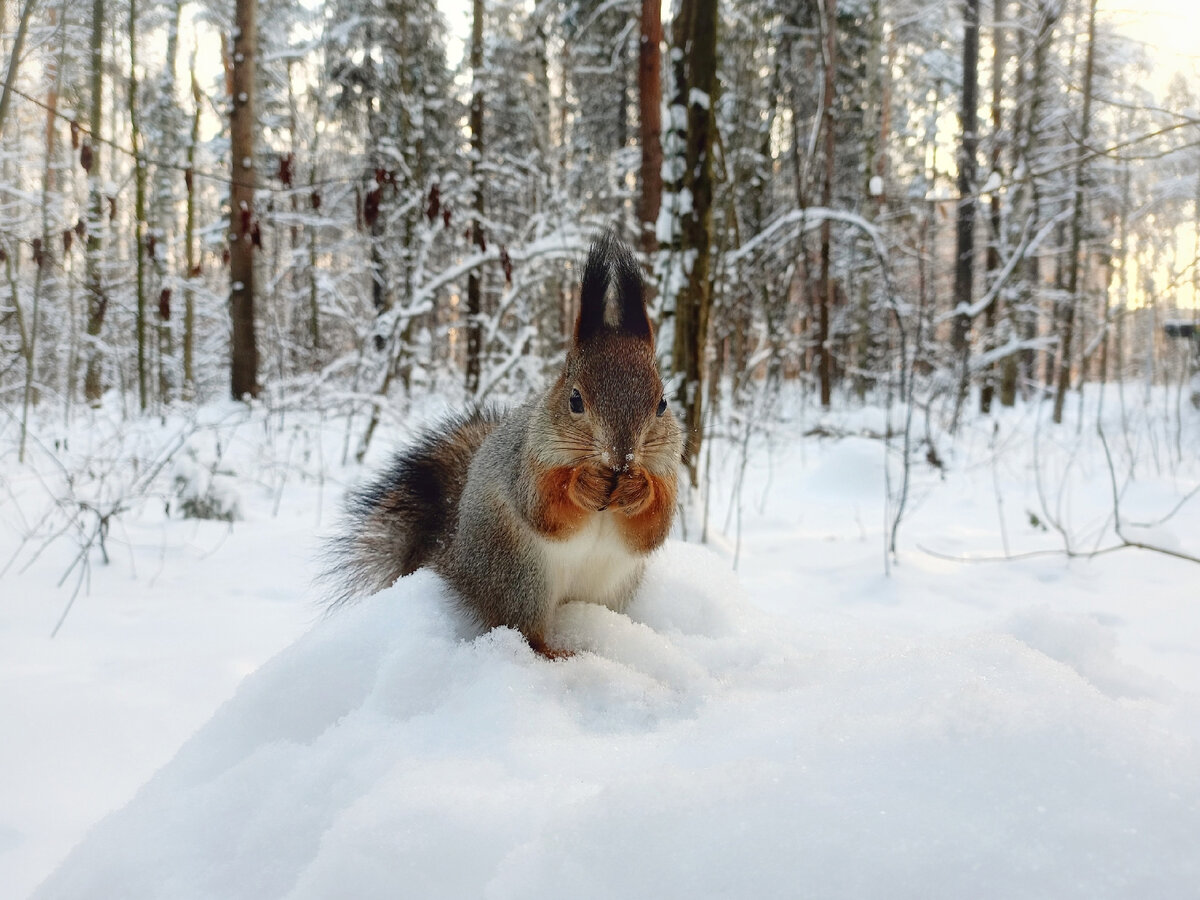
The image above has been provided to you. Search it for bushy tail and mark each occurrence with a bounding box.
[322,408,502,608]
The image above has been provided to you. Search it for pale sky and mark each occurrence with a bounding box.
[435,0,1199,94]
[1104,0,1200,92]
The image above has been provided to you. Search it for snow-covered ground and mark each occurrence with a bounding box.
[3,389,1199,898]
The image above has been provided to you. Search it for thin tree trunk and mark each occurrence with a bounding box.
[951,0,980,424]
[1051,0,1097,424]
[229,0,259,399]
[20,7,61,461]
[129,0,148,410]
[0,0,37,138]
[983,0,1006,412]
[638,0,663,263]
[1019,0,1056,396]
[308,166,320,359]
[671,0,718,484]
[182,56,199,398]
[815,0,837,408]
[83,0,106,405]
[153,0,184,403]
[465,0,484,395]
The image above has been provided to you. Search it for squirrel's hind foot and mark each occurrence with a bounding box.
[527,634,575,661]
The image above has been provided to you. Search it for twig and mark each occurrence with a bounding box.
[917,542,1131,564]
[1098,424,1200,566]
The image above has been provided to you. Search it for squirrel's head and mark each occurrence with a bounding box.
[543,230,681,474]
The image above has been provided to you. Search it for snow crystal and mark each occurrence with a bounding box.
[34,542,1200,899]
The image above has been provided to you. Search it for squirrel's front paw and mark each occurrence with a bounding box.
[570,464,616,512]
[609,468,653,515]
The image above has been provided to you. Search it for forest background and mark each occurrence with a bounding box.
[1,0,1198,482]
[4,2,1200,893]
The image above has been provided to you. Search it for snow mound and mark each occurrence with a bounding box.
[36,543,1200,899]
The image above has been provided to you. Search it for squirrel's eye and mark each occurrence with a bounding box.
[656,397,667,417]
[570,388,584,414]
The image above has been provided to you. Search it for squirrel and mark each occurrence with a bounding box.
[325,230,683,656]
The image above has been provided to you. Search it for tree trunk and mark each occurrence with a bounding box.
[983,0,1006,412]
[183,57,200,398]
[0,0,37,139]
[229,0,259,400]
[815,0,837,408]
[129,0,148,410]
[20,7,61,461]
[83,0,106,405]
[1051,0,1097,424]
[153,0,184,403]
[951,0,980,424]
[465,0,484,395]
[670,0,718,485]
[1017,0,1056,397]
[638,0,663,261]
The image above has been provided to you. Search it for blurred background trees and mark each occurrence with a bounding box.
[1,0,1198,466]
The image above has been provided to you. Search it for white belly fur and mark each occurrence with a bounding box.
[538,512,644,612]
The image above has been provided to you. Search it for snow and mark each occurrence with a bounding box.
[29,543,1200,899]
[5,394,1200,898]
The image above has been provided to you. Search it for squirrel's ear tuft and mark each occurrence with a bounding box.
[575,227,653,347]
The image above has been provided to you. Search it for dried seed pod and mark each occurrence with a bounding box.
[426,184,440,224]
[364,187,381,227]
[278,153,294,188]
[500,245,512,286]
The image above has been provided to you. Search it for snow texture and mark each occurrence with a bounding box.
[35,541,1200,900]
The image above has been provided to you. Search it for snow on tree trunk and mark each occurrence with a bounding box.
[638,0,663,263]
[229,0,259,400]
[1051,0,1097,426]
[951,0,980,426]
[83,0,106,405]
[670,0,718,487]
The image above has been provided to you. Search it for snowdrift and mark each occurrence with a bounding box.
[36,543,1200,899]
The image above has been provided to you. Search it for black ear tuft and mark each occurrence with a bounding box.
[575,227,652,346]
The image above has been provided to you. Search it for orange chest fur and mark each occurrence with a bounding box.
[531,464,675,554]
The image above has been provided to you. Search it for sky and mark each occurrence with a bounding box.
[433,0,1200,91]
